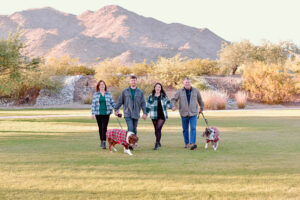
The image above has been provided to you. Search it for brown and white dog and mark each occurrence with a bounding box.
[202,127,220,151]
[106,129,138,156]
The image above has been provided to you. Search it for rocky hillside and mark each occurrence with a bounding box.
[0,5,228,64]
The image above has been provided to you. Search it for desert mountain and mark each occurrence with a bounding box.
[0,5,228,64]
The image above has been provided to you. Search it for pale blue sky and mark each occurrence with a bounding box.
[1,0,299,46]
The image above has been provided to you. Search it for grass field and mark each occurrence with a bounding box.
[0,109,299,200]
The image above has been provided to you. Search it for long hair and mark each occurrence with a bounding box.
[96,80,107,92]
[152,83,166,98]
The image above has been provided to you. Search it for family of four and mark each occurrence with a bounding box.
[91,75,204,150]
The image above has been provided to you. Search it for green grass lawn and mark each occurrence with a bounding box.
[0,109,299,200]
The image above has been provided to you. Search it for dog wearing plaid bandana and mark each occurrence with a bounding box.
[106,129,139,156]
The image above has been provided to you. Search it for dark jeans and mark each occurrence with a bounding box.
[95,115,110,142]
[152,119,165,143]
[124,117,139,135]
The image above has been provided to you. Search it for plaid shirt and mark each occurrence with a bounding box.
[91,92,115,115]
[106,129,128,146]
[146,94,172,119]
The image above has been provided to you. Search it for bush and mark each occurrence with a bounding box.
[186,59,220,76]
[94,59,132,87]
[83,94,93,104]
[201,90,215,110]
[243,62,296,104]
[235,91,248,109]
[215,91,228,110]
[130,61,152,76]
[0,70,62,100]
[111,77,155,102]
[67,65,95,75]
[0,30,42,99]
[285,57,300,94]
[201,90,228,110]
[42,55,95,76]
[151,54,190,88]
[191,77,210,91]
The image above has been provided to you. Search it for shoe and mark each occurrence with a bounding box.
[154,143,159,150]
[190,144,197,150]
[102,141,106,149]
[129,146,134,150]
[100,141,103,148]
[184,144,189,148]
[158,142,162,147]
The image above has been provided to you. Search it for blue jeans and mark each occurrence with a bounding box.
[125,117,139,135]
[181,115,197,145]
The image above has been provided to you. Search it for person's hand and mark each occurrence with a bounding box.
[172,107,176,111]
[91,115,95,120]
[199,108,203,113]
[142,114,147,120]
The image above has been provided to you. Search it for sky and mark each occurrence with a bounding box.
[1,0,300,46]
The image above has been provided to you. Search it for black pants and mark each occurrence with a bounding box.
[95,115,110,142]
[152,119,165,143]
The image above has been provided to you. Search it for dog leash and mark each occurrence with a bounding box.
[116,114,123,130]
[198,112,209,128]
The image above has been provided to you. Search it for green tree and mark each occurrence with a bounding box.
[218,40,255,75]
[218,40,300,75]
[0,30,41,98]
[0,30,40,80]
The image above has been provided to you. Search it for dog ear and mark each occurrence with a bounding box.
[131,135,138,143]
[129,135,138,144]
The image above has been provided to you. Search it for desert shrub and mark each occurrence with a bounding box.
[243,62,296,104]
[0,30,60,99]
[285,57,300,94]
[151,54,190,88]
[67,65,95,75]
[201,90,228,110]
[191,77,210,91]
[218,40,300,75]
[235,91,248,109]
[131,61,152,76]
[0,70,62,99]
[42,55,94,76]
[215,91,228,110]
[83,94,93,104]
[201,90,215,110]
[186,59,220,75]
[151,55,220,88]
[136,79,156,99]
[94,59,132,87]
[111,77,155,102]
